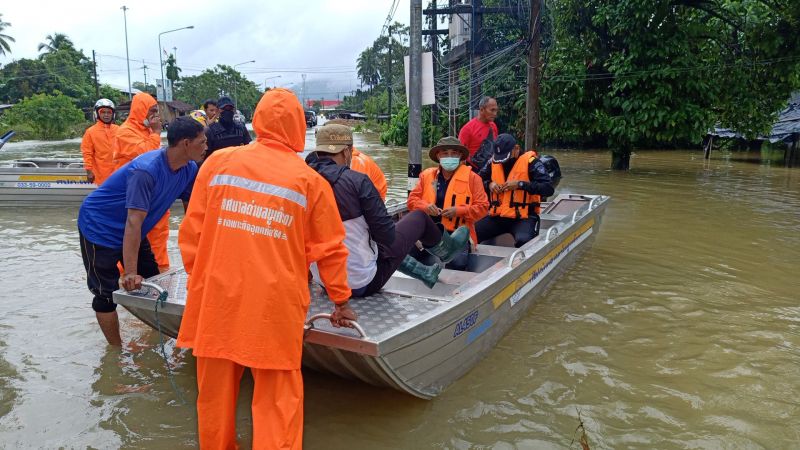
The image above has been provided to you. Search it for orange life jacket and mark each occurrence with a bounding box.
[419,164,478,241]
[490,151,541,219]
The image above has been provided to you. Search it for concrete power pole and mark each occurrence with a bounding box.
[301,73,307,108]
[92,50,99,98]
[121,6,132,100]
[408,0,423,193]
[141,59,149,86]
[524,0,542,150]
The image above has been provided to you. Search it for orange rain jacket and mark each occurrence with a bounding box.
[408,164,489,244]
[177,88,351,369]
[80,120,119,185]
[112,93,169,270]
[351,148,387,200]
[112,93,161,168]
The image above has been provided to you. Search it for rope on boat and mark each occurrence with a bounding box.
[145,282,188,406]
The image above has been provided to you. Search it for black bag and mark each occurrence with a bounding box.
[468,128,495,172]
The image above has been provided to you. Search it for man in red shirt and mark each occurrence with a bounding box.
[458,96,499,172]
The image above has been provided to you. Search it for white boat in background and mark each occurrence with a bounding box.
[0,158,95,206]
[114,193,609,399]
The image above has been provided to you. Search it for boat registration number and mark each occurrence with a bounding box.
[16,181,52,188]
[453,310,479,338]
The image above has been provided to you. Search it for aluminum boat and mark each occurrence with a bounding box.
[0,158,94,206]
[113,193,609,398]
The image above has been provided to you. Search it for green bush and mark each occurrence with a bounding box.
[2,92,86,140]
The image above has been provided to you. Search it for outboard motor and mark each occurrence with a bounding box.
[539,154,561,189]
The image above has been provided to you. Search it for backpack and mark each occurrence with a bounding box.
[468,127,495,172]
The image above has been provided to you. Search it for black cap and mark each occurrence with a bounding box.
[493,133,517,162]
[217,96,234,109]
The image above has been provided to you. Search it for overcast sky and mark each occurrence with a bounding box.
[1,0,410,97]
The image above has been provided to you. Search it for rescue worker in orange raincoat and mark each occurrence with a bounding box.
[408,136,489,270]
[80,99,119,185]
[476,133,555,247]
[177,88,357,450]
[351,147,388,200]
[112,92,172,272]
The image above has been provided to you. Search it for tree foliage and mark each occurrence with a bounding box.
[165,54,181,82]
[0,14,15,57]
[0,32,96,108]
[1,92,85,140]
[175,65,261,118]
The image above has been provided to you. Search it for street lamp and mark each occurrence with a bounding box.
[121,6,132,100]
[158,25,194,101]
[233,60,255,107]
[263,75,281,91]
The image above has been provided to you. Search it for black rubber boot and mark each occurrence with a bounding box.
[397,255,442,288]
[425,226,470,264]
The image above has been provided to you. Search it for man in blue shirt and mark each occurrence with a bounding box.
[78,116,206,346]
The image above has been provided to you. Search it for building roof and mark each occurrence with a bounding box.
[165,100,195,113]
[711,95,800,143]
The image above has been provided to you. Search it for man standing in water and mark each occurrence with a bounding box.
[177,89,355,449]
[458,96,499,172]
[81,99,119,186]
[78,117,206,346]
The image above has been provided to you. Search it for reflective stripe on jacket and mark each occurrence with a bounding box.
[177,89,350,370]
[408,164,489,244]
[490,151,541,218]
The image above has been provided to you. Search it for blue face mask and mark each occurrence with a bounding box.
[440,157,461,171]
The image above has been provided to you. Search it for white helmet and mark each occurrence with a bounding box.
[93,98,116,123]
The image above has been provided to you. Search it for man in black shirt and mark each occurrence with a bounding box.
[476,133,555,247]
[204,96,251,159]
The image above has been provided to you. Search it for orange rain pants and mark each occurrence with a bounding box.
[196,356,303,450]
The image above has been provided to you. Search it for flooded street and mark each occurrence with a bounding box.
[1,132,799,449]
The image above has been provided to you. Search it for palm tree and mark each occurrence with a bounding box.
[37,33,74,54]
[357,47,380,92]
[0,14,15,57]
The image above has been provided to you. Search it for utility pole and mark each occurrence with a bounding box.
[92,50,99,98]
[430,1,439,146]
[141,59,149,86]
[524,0,541,150]
[172,46,177,65]
[387,27,393,119]
[409,0,423,193]
[301,73,307,108]
[121,6,132,100]
[470,0,484,118]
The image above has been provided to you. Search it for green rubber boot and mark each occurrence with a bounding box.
[397,255,442,289]
[425,226,470,264]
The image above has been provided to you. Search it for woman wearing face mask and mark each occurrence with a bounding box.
[408,136,489,270]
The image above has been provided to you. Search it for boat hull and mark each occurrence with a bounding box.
[0,159,95,206]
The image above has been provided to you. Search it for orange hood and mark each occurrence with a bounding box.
[252,88,305,152]
[126,92,157,130]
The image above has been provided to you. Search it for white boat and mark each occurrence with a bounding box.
[0,158,95,206]
[113,193,609,399]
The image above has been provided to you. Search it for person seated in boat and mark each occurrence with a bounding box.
[306,124,470,296]
[77,116,207,346]
[81,99,119,186]
[351,146,388,200]
[476,133,554,247]
[407,136,489,270]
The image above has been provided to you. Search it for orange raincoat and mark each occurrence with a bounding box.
[177,88,350,449]
[351,147,388,200]
[112,93,170,271]
[80,120,119,185]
